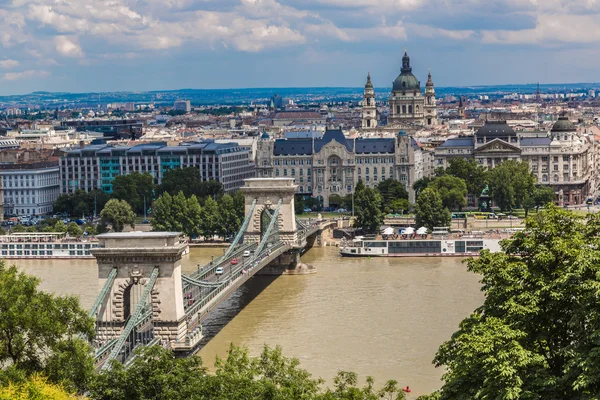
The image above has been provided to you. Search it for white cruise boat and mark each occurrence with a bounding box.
[340,228,503,257]
[0,232,100,259]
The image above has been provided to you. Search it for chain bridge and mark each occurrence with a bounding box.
[89,178,335,369]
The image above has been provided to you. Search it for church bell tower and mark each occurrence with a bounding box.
[362,73,377,129]
[424,69,437,126]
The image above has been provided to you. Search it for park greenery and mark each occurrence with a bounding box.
[151,191,245,239]
[414,188,451,231]
[0,261,411,399]
[421,205,600,399]
[99,199,136,232]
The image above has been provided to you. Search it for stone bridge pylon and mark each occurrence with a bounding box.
[91,233,192,348]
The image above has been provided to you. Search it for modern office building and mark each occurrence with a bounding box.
[1,161,60,216]
[60,141,255,194]
[174,100,191,113]
[434,119,595,206]
[256,129,433,205]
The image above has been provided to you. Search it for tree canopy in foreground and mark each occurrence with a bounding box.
[427,205,600,399]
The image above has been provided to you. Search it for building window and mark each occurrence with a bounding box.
[402,105,407,114]
[408,105,413,114]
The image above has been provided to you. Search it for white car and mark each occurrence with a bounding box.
[215,267,224,275]
[243,250,251,257]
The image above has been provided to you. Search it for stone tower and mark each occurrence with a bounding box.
[424,69,437,126]
[362,73,377,129]
[388,51,426,126]
[458,96,465,119]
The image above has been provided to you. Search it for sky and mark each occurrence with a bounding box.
[0,0,599,95]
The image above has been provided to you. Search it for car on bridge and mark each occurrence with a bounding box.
[215,267,224,275]
[230,258,238,265]
[243,250,251,257]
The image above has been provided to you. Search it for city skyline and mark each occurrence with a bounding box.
[1,0,599,95]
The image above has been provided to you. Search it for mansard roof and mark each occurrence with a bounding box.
[438,137,474,148]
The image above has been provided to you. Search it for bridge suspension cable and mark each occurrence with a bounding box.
[101,267,159,370]
[255,199,282,256]
[221,199,257,260]
[182,275,224,288]
[89,267,117,319]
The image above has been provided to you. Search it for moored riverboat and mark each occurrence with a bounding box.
[340,228,507,257]
[0,232,100,259]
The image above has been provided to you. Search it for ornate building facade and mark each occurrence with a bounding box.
[387,51,437,127]
[361,51,437,129]
[256,129,433,206]
[434,119,595,206]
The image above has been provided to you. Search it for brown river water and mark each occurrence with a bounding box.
[13,246,484,397]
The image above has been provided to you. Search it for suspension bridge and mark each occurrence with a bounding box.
[88,178,335,369]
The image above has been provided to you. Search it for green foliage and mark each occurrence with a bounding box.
[376,179,409,213]
[0,374,77,400]
[429,175,468,211]
[158,167,223,199]
[200,196,220,239]
[11,224,27,233]
[111,172,154,215]
[218,194,240,237]
[0,227,5,235]
[533,186,555,209]
[99,199,135,232]
[415,188,451,231]
[445,158,488,197]
[53,190,109,217]
[53,221,67,233]
[66,222,82,237]
[389,198,411,214]
[233,191,245,221]
[90,343,408,400]
[488,160,535,211]
[295,195,306,215]
[432,205,600,399]
[354,187,383,234]
[0,262,95,392]
[413,177,433,198]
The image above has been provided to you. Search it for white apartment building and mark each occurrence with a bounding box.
[1,161,60,216]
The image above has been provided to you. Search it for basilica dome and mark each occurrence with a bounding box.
[392,51,420,92]
[551,116,575,132]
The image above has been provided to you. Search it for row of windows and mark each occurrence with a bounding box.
[0,250,90,256]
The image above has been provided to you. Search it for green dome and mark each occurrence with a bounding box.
[392,51,420,92]
[393,73,420,91]
[551,117,575,132]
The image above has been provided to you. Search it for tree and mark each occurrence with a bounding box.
[52,220,67,233]
[52,189,109,218]
[219,194,240,237]
[66,222,82,237]
[232,191,245,221]
[389,198,411,214]
[354,187,383,234]
[0,262,95,392]
[429,175,468,211]
[0,375,77,400]
[158,167,224,200]
[295,195,306,215]
[533,186,555,209]
[11,224,27,233]
[415,188,451,230]
[376,179,408,213]
[488,160,535,211]
[413,177,433,198]
[112,172,155,215]
[429,206,600,399]
[151,192,203,237]
[199,196,220,239]
[90,343,408,400]
[445,158,487,199]
[100,199,135,232]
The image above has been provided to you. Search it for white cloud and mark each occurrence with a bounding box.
[54,36,84,58]
[481,14,600,44]
[0,59,19,69]
[2,70,49,81]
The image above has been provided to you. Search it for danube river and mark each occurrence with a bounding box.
[14,247,484,397]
